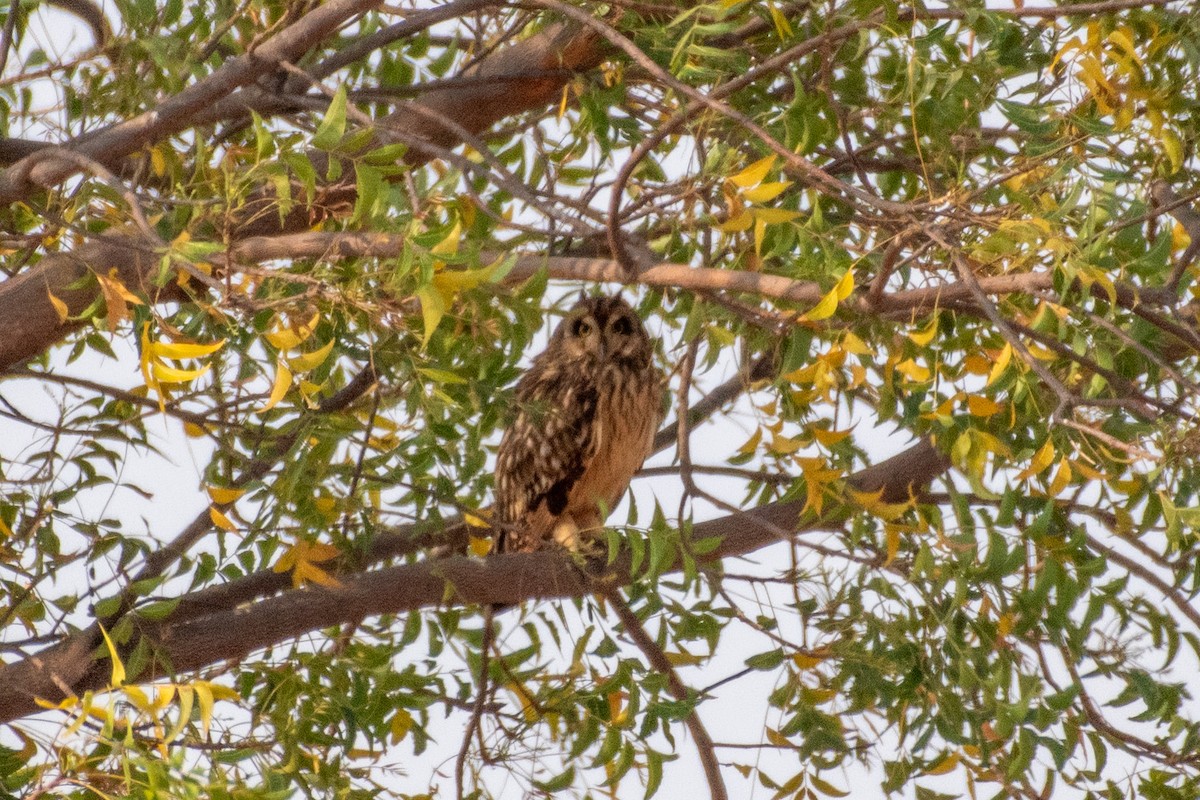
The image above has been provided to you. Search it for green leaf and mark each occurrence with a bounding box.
[312,85,348,150]
[745,649,785,670]
[534,765,575,793]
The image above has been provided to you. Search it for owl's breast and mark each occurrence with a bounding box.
[565,366,662,530]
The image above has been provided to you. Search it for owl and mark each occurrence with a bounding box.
[493,294,663,554]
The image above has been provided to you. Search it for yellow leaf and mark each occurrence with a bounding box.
[802,291,838,322]
[468,535,493,557]
[963,353,991,375]
[1026,342,1057,360]
[728,155,776,188]
[664,648,705,666]
[811,426,851,447]
[507,682,540,722]
[96,272,134,330]
[417,367,468,385]
[1171,220,1192,253]
[1072,458,1108,481]
[753,207,800,225]
[833,268,855,301]
[933,392,962,418]
[895,358,931,382]
[47,289,69,322]
[884,523,901,566]
[770,435,803,455]
[265,313,319,351]
[1162,129,1184,174]
[305,542,340,563]
[967,395,1003,417]
[926,751,960,776]
[195,682,214,737]
[1106,28,1140,64]
[209,506,236,531]
[287,338,335,372]
[767,0,794,38]
[841,331,872,355]
[464,510,491,528]
[765,728,790,747]
[1016,439,1056,481]
[737,427,763,455]
[801,270,854,322]
[797,457,843,516]
[207,486,245,505]
[123,685,150,712]
[151,361,210,384]
[716,209,753,233]
[742,180,792,203]
[150,145,166,177]
[0,516,11,538]
[607,691,628,725]
[1047,455,1072,496]
[140,322,155,385]
[417,284,446,348]
[430,221,462,257]
[986,343,1012,387]
[275,541,342,588]
[150,339,224,360]
[258,361,292,413]
[34,695,80,711]
[432,262,499,296]
[166,686,194,743]
[390,708,414,744]
[847,486,911,521]
[152,684,176,713]
[98,624,126,688]
[909,316,938,346]
[792,651,828,669]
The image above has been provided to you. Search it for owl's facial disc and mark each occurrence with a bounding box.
[565,311,603,359]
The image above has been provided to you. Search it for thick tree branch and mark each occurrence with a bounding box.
[0,439,949,723]
[0,0,383,202]
[230,232,1057,313]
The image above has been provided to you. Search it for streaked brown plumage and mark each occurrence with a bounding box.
[494,295,663,554]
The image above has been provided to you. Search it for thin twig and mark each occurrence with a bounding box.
[0,0,20,77]
[456,606,495,800]
[603,589,729,800]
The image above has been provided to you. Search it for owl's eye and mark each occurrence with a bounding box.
[611,316,634,335]
[572,318,592,337]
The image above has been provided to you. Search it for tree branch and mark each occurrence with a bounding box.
[0,439,949,723]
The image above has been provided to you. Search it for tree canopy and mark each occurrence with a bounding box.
[1,1,1200,798]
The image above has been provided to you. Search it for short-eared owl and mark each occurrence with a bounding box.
[494,295,663,554]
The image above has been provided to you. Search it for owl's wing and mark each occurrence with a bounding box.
[494,366,598,551]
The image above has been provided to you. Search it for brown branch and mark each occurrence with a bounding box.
[0,0,383,202]
[905,0,1179,20]
[230,233,1056,313]
[1149,180,1200,293]
[605,590,728,800]
[0,234,172,372]
[0,439,950,723]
